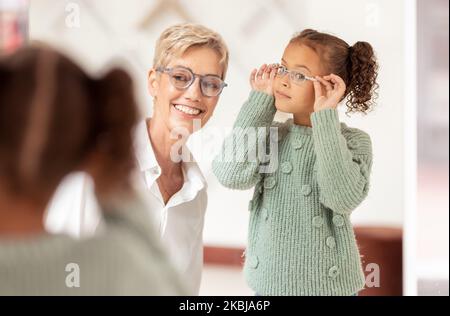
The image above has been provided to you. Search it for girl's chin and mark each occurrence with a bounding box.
[274,101,295,113]
[275,100,311,114]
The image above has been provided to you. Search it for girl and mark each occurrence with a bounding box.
[213,29,378,296]
[0,46,184,295]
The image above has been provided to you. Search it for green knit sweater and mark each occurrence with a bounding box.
[212,91,373,296]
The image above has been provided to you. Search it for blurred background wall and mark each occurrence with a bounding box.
[27,0,409,295]
[0,0,446,295]
[28,0,405,244]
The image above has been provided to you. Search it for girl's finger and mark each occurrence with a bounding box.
[313,79,323,100]
[325,74,345,84]
[328,74,346,92]
[264,64,272,80]
[316,76,333,91]
[257,64,266,80]
[323,77,343,96]
[324,74,344,84]
[269,66,277,80]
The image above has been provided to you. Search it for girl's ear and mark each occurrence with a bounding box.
[147,68,159,98]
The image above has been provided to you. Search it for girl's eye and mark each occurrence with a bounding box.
[294,72,306,81]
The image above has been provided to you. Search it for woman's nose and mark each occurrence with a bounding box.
[184,78,202,101]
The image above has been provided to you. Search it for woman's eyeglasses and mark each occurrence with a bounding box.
[276,65,317,84]
[156,66,227,97]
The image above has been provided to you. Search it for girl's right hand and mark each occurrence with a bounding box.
[250,64,278,96]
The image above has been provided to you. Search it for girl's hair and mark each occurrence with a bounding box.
[153,23,229,79]
[0,46,138,202]
[291,29,379,114]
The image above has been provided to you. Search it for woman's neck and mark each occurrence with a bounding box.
[146,117,185,176]
[0,193,47,237]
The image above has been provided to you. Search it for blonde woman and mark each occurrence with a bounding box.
[45,23,229,295]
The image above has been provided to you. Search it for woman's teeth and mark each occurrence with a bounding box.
[174,104,202,116]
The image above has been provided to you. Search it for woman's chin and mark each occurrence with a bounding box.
[168,113,206,135]
[167,119,192,135]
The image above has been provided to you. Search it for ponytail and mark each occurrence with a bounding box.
[88,68,138,195]
[0,46,138,201]
[346,41,379,114]
[291,30,379,114]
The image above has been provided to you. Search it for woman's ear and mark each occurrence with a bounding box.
[147,68,159,98]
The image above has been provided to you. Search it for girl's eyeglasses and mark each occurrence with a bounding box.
[156,66,227,97]
[276,65,317,84]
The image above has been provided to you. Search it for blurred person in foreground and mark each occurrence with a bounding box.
[0,45,185,295]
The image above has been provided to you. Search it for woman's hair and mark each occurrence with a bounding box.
[291,29,379,114]
[153,23,229,79]
[0,46,138,202]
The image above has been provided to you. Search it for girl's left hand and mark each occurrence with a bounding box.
[313,74,346,112]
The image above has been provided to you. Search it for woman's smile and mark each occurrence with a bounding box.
[171,102,206,119]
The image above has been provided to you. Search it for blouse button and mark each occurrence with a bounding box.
[326,236,336,249]
[332,215,345,227]
[312,216,324,228]
[301,184,312,196]
[328,266,340,278]
[281,161,293,174]
[264,176,276,189]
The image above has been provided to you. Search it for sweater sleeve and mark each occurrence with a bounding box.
[311,108,373,215]
[212,90,277,190]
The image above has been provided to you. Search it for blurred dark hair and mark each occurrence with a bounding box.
[291,29,379,114]
[0,46,138,202]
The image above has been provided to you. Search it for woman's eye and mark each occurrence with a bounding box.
[173,75,189,82]
[205,81,220,89]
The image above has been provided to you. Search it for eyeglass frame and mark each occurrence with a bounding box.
[156,66,228,97]
[275,64,318,84]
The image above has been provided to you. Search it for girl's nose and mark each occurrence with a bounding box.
[279,73,290,88]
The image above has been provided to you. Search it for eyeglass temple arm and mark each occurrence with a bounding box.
[305,75,318,82]
[276,64,318,82]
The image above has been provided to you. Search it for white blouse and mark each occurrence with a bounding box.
[45,120,208,295]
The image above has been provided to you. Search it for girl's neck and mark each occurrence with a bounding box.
[0,194,47,237]
[146,117,185,176]
[293,111,313,127]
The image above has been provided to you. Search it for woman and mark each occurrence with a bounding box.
[45,23,230,295]
[140,23,229,294]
